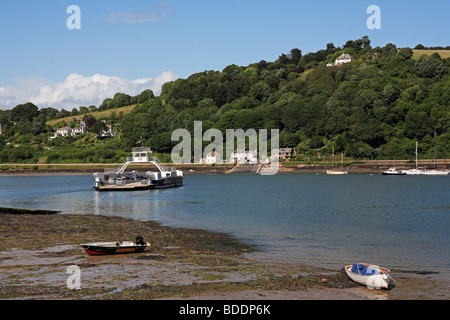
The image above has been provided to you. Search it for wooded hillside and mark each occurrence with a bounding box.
[0,37,449,163]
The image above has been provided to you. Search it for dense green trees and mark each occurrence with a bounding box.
[138,37,448,160]
[10,102,39,123]
[1,36,449,163]
[415,54,447,78]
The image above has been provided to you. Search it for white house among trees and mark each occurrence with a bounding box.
[205,151,221,164]
[335,53,354,65]
[229,149,258,164]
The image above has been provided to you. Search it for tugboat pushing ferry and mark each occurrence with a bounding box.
[93,147,183,191]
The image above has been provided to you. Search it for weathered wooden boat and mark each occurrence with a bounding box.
[81,238,150,256]
[345,263,391,289]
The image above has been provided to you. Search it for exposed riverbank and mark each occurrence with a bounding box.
[0,159,449,175]
[0,210,447,300]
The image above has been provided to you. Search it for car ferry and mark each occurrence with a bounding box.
[93,147,183,191]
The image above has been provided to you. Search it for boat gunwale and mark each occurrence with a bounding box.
[345,263,390,275]
[81,241,145,248]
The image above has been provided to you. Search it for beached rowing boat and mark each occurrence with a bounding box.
[82,237,150,256]
[345,263,391,289]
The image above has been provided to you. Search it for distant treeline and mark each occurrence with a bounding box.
[414,44,450,50]
[0,89,155,122]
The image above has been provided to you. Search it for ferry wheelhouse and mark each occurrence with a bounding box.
[93,148,183,191]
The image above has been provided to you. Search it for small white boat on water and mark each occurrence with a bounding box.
[326,170,347,175]
[345,263,391,289]
[421,170,449,176]
[382,167,405,175]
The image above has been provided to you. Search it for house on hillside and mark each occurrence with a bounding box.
[51,120,88,139]
[56,126,72,137]
[71,126,86,136]
[97,120,116,139]
[271,148,295,161]
[229,149,258,164]
[204,151,221,164]
[335,53,354,65]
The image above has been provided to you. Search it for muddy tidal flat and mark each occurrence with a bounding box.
[0,211,448,300]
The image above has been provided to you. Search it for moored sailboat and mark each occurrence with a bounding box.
[422,131,449,175]
[401,142,423,175]
[326,147,347,175]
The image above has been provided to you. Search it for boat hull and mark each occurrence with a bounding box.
[94,184,152,192]
[151,176,183,189]
[345,264,390,289]
[382,172,405,176]
[326,170,347,175]
[401,169,422,175]
[94,176,184,191]
[421,170,449,176]
[81,242,147,255]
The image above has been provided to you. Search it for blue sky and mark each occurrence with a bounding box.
[0,0,449,109]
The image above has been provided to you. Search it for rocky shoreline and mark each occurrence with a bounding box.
[0,210,447,300]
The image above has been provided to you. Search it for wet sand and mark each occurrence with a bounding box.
[0,212,448,300]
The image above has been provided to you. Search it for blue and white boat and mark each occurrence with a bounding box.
[345,263,391,289]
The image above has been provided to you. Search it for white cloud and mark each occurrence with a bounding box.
[0,71,178,110]
[106,1,175,24]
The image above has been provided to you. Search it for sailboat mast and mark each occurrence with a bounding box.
[415,141,418,169]
[434,131,437,170]
[332,146,335,170]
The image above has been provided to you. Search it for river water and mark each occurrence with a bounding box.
[0,173,448,277]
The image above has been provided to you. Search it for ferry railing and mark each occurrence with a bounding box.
[104,156,132,174]
[150,156,169,172]
[132,147,152,153]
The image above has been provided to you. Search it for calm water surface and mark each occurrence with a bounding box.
[0,173,448,276]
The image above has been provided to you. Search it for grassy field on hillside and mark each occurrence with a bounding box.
[46,104,137,126]
[412,49,450,59]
